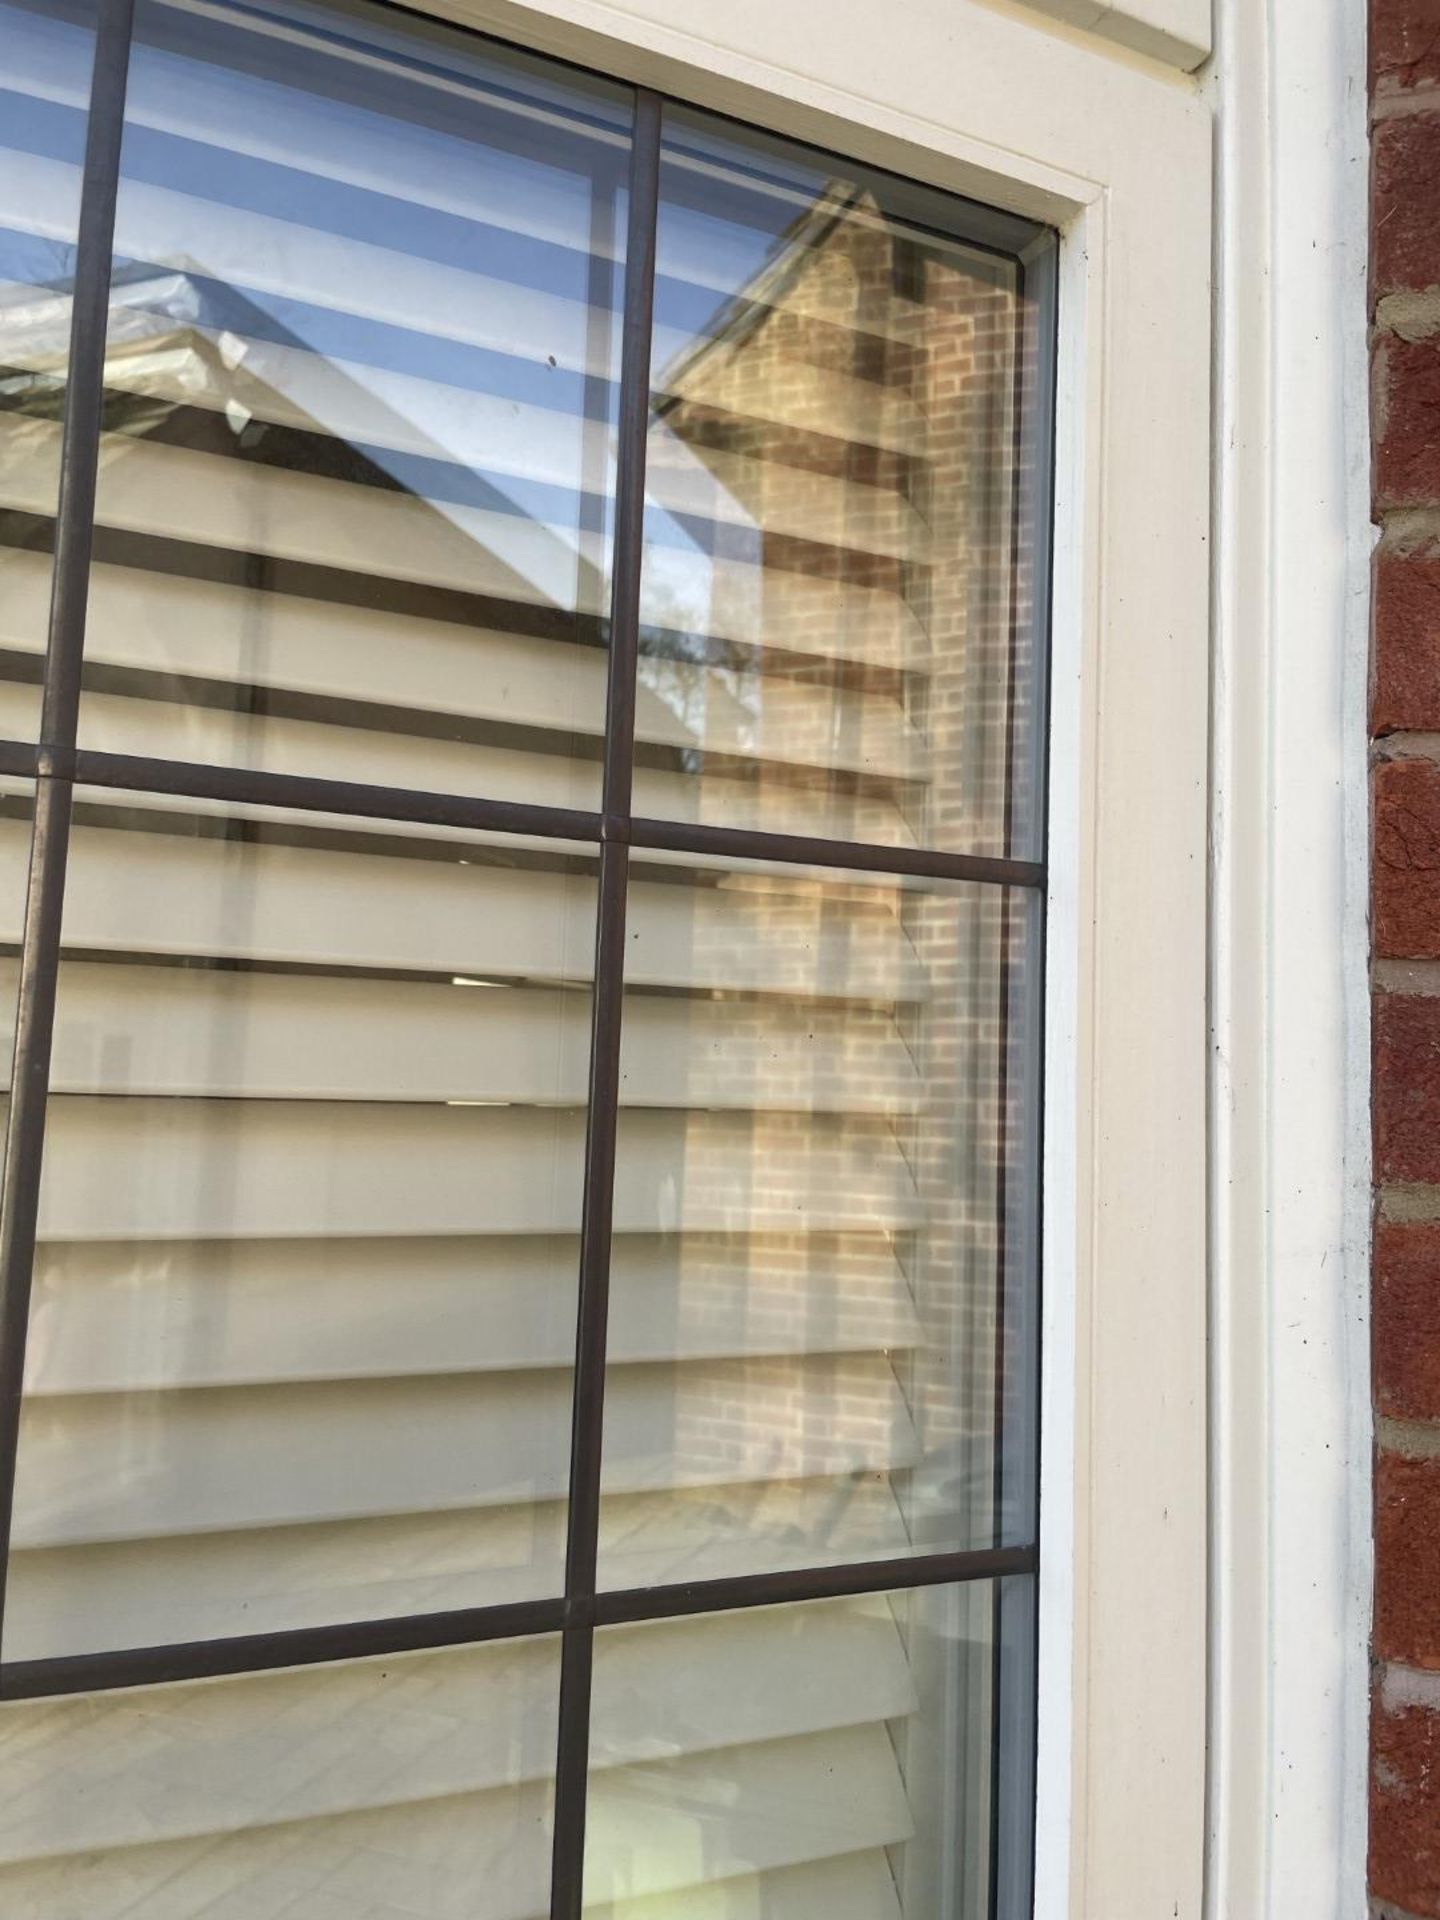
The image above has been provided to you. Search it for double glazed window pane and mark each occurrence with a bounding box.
[0,1,1049,1917]
[8,799,596,1657]
[598,857,1037,1589]
[637,112,1040,857]
[585,1583,1030,1920]
[0,1637,562,1917]
[49,0,628,797]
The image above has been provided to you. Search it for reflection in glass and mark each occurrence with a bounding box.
[0,7,1048,1915]
[585,1581,1026,1919]
[5,795,597,1657]
[0,0,98,735]
[635,108,1043,856]
[597,856,1037,1589]
[70,0,630,804]
[0,1637,561,1917]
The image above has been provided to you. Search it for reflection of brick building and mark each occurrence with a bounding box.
[638,178,1037,1559]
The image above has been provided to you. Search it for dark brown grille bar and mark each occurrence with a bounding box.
[0,740,1052,887]
[0,1541,1036,1701]
[548,83,664,1920]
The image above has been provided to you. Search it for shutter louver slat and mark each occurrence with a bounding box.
[14,1353,919,1547]
[0,1603,908,1858]
[0,1821,894,1920]
[0,549,928,813]
[0,1754,903,1920]
[25,420,922,664]
[0,816,926,999]
[584,1852,903,1920]
[21,1234,920,1393]
[0,1606,913,1915]
[30,963,922,1112]
[6,417,611,612]
[5,1475,916,1655]
[582,1728,913,1907]
[30,1100,922,1240]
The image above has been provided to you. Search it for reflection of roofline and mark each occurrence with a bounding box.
[3,264,603,616]
[654,178,868,416]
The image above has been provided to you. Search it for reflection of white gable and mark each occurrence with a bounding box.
[2,263,613,620]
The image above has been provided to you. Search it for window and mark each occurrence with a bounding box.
[0,0,1053,1915]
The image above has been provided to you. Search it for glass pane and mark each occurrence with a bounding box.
[0,0,98,737]
[585,1579,1032,1919]
[0,782,39,1079]
[596,851,1038,1590]
[4,791,597,1658]
[76,0,631,805]
[0,1635,561,1917]
[635,106,1047,857]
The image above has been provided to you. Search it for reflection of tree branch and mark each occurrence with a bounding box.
[636,569,766,775]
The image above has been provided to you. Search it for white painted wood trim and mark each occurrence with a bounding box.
[1206,0,1372,1915]
[1015,0,1210,72]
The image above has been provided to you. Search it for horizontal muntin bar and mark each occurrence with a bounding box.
[0,742,1047,887]
[0,1596,570,1700]
[69,749,605,844]
[0,740,37,779]
[0,1541,1035,1699]
[593,1541,1036,1623]
[630,815,1045,888]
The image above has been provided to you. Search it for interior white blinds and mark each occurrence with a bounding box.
[0,1,1046,1915]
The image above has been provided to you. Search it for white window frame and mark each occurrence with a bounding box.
[1206,3,1372,1919]
[351,2,1376,1914]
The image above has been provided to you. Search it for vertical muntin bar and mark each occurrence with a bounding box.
[0,0,136,1656]
[596,87,662,829]
[549,84,662,1920]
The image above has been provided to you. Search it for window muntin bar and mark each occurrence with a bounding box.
[0,1540,1033,1699]
[548,82,662,1918]
[0,4,1055,1918]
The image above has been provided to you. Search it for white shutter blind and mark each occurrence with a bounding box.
[0,1,1045,1915]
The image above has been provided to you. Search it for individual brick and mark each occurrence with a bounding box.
[1376,1219,1440,1417]
[1376,1451,1440,1666]
[1372,0,1440,99]
[1375,334,1440,510]
[1374,113,1440,298]
[1373,1686,1440,1916]
[1375,992,1440,1180]
[1375,760,1440,959]
[1374,538,1440,733]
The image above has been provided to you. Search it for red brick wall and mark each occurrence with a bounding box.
[1371,4,1440,1912]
